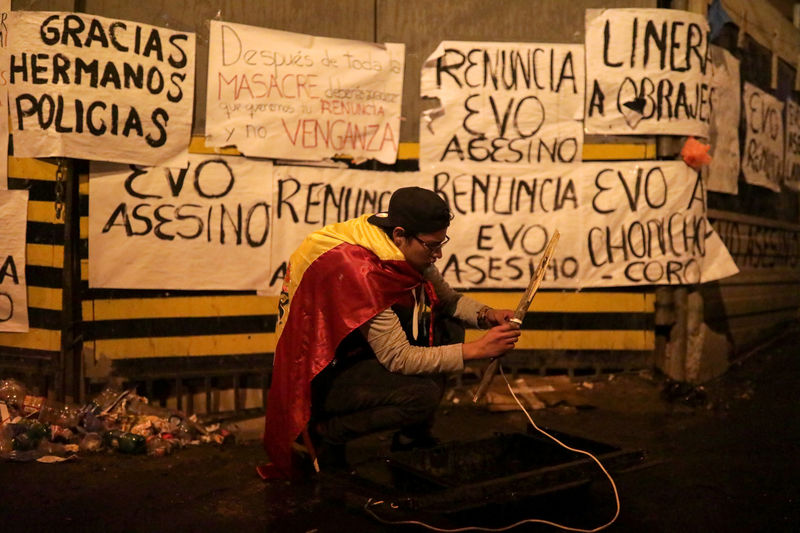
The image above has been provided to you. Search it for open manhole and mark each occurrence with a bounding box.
[348,430,646,514]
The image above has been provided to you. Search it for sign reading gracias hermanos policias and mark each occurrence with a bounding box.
[8,11,195,168]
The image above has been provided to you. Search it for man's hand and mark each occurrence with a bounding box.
[485,308,516,326]
[462,323,521,360]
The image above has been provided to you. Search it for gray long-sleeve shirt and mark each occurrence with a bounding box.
[358,266,486,375]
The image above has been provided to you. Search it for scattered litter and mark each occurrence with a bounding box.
[36,454,79,464]
[0,378,237,463]
[480,375,595,412]
[581,381,595,390]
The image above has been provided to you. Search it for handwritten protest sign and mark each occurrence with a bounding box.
[420,41,584,170]
[713,218,799,270]
[205,21,404,164]
[0,0,10,189]
[9,12,195,168]
[262,163,738,293]
[89,155,272,290]
[784,99,800,192]
[585,8,712,137]
[742,82,784,192]
[706,45,740,195]
[0,189,29,332]
[429,162,737,289]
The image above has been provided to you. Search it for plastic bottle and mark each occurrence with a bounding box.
[84,387,126,416]
[0,379,28,410]
[38,400,81,428]
[79,432,103,453]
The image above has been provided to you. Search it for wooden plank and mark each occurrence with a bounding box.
[465,328,654,351]
[705,283,800,317]
[27,201,62,224]
[8,157,58,180]
[92,332,277,359]
[466,291,655,313]
[28,287,63,311]
[27,244,64,268]
[0,328,61,351]
[85,295,279,320]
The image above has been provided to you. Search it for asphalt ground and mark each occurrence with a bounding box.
[1,323,798,532]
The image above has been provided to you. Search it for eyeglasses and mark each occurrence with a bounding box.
[412,235,450,252]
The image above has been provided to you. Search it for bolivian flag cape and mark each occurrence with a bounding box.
[258,215,423,479]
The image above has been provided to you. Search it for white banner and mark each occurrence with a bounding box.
[0,189,29,332]
[9,12,195,168]
[585,8,712,137]
[0,0,10,189]
[89,155,272,290]
[420,41,584,170]
[263,163,738,292]
[742,82,784,192]
[784,99,800,192]
[706,45,741,195]
[205,21,404,164]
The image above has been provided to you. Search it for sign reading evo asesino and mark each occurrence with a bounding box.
[8,12,195,168]
[89,155,273,290]
[206,21,404,164]
[584,8,712,137]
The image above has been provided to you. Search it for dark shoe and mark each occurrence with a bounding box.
[390,431,440,452]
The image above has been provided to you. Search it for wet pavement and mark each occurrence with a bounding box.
[2,324,798,532]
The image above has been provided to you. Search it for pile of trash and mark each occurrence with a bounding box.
[0,378,234,462]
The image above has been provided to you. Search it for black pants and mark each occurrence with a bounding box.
[311,356,445,445]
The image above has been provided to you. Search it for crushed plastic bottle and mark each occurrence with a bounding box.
[38,400,81,428]
[84,387,128,416]
[0,379,28,410]
[78,432,103,453]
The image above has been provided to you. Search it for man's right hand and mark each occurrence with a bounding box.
[462,323,521,360]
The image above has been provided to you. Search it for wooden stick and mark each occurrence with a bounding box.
[472,230,560,404]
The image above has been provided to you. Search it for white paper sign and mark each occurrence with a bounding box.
[205,21,404,164]
[706,46,740,195]
[742,82,784,192]
[420,41,584,170]
[1,189,29,332]
[89,155,273,290]
[9,12,195,168]
[784,99,800,192]
[0,0,10,190]
[585,8,712,137]
[428,162,737,289]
